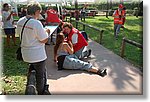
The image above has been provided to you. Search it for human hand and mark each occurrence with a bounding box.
[68,40,73,47]
[46,28,50,34]
[10,11,13,14]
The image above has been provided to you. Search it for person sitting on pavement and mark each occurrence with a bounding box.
[54,33,107,77]
[62,22,91,59]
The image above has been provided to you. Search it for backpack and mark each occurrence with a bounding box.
[80,31,88,41]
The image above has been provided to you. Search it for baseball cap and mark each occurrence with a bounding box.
[119,4,123,9]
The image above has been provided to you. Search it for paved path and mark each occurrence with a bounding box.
[45,39,142,95]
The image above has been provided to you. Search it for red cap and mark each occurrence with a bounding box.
[119,4,123,9]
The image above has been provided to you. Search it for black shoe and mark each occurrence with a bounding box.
[43,90,51,95]
[43,84,51,95]
[97,69,107,77]
[87,49,92,57]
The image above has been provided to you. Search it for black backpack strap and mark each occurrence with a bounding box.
[20,18,31,42]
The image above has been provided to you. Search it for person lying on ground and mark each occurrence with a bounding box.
[54,33,107,77]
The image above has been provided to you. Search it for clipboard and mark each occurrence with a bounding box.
[45,25,58,38]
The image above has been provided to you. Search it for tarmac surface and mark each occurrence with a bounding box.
[45,39,142,95]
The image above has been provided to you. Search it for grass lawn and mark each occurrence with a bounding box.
[1,37,28,95]
[72,16,143,68]
[1,15,142,95]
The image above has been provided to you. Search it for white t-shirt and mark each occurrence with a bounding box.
[72,33,78,44]
[113,10,116,16]
[17,17,48,63]
[2,11,14,28]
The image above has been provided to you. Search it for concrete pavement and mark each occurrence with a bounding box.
[45,39,142,95]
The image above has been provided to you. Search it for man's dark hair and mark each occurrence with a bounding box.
[63,22,73,29]
[27,3,42,15]
[3,3,9,8]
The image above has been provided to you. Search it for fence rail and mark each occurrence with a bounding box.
[70,19,104,44]
[120,37,143,58]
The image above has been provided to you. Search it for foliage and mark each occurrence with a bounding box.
[72,16,143,68]
[2,37,28,94]
[2,15,142,95]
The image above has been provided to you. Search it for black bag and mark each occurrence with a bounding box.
[16,47,23,60]
[80,31,88,41]
[16,18,31,61]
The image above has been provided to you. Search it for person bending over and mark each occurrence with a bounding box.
[62,22,91,59]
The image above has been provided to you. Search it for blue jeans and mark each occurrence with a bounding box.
[74,46,89,59]
[114,24,122,38]
[63,54,92,71]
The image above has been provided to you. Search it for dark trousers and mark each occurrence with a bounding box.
[29,60,47,95]
[81,12,85,21]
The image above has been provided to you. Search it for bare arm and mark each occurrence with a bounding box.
[39,38,48,43]
[64,43,74,54]
[6,11,13,21]
[68,40,73,48]
[112,14,119,18]
[112,10,119,18]
[54,52,57,62]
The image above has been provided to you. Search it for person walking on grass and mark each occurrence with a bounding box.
[2,3,16,46]
[121,6,126,28]
[17,2,50,95]
[112,4,125,40]
[80,5,87,21]
[54,33,107,77]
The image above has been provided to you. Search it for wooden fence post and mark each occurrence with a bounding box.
[120,37,126,58]
[76,21,78,29]
[99,30,104,44]
[69,17,72,23]
[83,24,85,31]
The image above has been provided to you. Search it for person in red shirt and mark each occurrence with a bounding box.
[54,33,107,77]
[121,6,126,28]
[112,4,125,39]
[45,7,61,24]
[62,22,91,59]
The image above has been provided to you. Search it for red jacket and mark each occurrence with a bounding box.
[113,10,125,25]
[68,28,88,52]
[46,9,61,23]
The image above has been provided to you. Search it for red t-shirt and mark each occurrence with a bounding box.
[46,9,61,23]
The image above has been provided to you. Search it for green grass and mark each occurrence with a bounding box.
[2,37,28,95]
[72,16,143,68]
[2,15,143,95]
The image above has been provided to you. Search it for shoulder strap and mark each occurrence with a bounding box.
[20,18,31,41]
